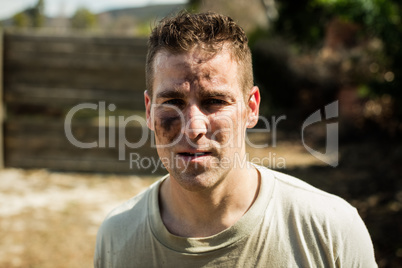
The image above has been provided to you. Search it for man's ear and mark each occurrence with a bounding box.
[144,90,154,130]
[246,86,260,128]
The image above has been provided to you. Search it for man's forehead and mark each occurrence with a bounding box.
[155,86,235,99]
[154,51,237,85]
[154,46,234,67]
[151,46,242,100]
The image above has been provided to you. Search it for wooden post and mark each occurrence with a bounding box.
[0,29,4,169]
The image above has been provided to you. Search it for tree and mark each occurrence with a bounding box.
[13,12,31,27]
[12,0,45,28]
[71,8,96,29]
[31,0,45,27]
[189,0,269,33]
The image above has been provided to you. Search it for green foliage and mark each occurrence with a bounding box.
[71,8,97,29]
[12,0,45,28]
[32,0,45,27]
[136,21,152,37]
[271,0,326,46]
[188,0,202,11]
[273,0,401,47]
[310,0,401,38]
[13,12,31,27]
[268,0,402,118]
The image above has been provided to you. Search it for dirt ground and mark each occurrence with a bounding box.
[0,169,158,268]
[0,138,400,267]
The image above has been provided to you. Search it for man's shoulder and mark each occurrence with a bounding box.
[254,167,376,266]
[271,168,351,203]
[257,165,357,221]
[94,178,166,267]
[98,178,163,236]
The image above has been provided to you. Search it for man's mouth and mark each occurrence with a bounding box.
[178,152,212,157]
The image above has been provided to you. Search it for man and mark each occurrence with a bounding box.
[95,11,377,267]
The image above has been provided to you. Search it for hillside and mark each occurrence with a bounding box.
[0,3,187,28]
[98,4,187,21]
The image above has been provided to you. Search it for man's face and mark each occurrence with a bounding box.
[145,47,259,191]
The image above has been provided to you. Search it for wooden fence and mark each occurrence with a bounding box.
[1,31,164,174]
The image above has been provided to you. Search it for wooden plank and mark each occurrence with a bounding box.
[4,38,148,55]
[5,51,146,70]
[4,85,145,109]
[0,29,3,169]
[4,120,162,174]
[4,68,146,90]
[5,119,149,138]
[4,120,154,148]
[3,34,148,63]
[5,142,158,162]
[2,31,156,173]
[4,32,148,46]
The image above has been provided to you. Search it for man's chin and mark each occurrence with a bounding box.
[168,166,228,192]
[174,176,216,192]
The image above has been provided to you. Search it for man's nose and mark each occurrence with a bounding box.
[183,104,208,140]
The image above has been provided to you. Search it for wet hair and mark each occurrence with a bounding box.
[146,11,253,97]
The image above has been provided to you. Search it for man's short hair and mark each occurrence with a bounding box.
[146,11,254,98]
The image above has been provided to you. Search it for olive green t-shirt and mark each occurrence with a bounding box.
[94,165,377,267]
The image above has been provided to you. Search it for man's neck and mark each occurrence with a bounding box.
[159,165,260,237]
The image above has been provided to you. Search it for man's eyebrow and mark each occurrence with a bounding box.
[156,89,187,99]
[156,88,236,100]
[199,91,227,98]
[198,89,235,100]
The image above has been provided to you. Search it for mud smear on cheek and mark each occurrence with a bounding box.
[155,116,182,142]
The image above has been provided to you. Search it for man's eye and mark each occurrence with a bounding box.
[163,99,185,106]
[204,99,227,105]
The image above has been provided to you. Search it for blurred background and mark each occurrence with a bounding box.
[0,0,401,267]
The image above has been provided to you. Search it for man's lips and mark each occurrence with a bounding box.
[176,148,214,158]
[177,152,212,157]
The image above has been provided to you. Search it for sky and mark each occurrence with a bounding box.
[0,0,187,20]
